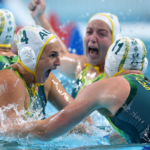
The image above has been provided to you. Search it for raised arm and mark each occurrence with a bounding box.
[17,82,100,141]
[28,0,68,54]
[19,76,130,141]
[28,0,81,79]
[44,73,93,125]
[10,78,115,141]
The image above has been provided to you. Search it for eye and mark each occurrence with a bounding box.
[86,31,92,34]
[99,31,107,37]
[49,52,58,58]
[86,29,93,35]
[100,33,105,36]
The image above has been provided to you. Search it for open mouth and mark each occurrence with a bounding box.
[45,69,51,78]
[89,46,99,58]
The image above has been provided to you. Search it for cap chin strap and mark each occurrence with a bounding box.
[31,82,43,97]
[17,60,43,97]
[84,63,100,74]
[0,44,11,48]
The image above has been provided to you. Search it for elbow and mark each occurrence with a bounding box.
[30,123,53,142]
[34,110,72,141]
[34,130,53,142]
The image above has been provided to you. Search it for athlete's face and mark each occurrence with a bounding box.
[35,40,61,83]
[83,20,112,66]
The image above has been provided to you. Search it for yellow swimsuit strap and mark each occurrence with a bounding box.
[31,82,43,97]
[84,63,100,74]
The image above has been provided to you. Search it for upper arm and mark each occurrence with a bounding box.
[18,77,129,141]
[82,77,130,115]
[44,73,73,110]
[18,78,105,141]
[57,53,81,79]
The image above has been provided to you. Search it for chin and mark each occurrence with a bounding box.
[36,78,46,84]
[44,77,49,82]
[88,60,99,66]
[36,81,44,84]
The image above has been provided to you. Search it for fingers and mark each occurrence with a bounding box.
[39,0,45,6]
[28,0,38,11]
[28,0,45,12]
[36,0,40,4]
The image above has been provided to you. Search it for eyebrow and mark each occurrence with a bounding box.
[86,27,108,31]
[98,29,108,32]
[49,51,58,55]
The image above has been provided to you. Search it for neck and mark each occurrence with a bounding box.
[90,63,104,74]
[10,62,35,87]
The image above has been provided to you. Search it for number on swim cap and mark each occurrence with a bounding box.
[21,30,29,44]
[112,39,124,55]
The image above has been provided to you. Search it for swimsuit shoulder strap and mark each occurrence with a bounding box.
[76,65,90,81]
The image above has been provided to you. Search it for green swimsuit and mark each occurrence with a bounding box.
[106,74,150,143]
[0,55,18,70]
[71,65,105,98]
[0,55,47,119]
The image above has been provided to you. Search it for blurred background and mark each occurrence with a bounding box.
[0,0,150,77]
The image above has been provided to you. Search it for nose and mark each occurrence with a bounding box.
[89,32,98,43]
[55,56,60,66]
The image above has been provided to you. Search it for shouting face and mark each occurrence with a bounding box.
[83,20,112,66]
[35,40,61,83]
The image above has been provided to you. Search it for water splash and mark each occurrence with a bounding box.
[0,70,112,148]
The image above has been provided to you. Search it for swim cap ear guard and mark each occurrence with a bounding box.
[16,25,57,77]
[105,37,148,77]
[88,13,121,44]
[0,9,16,48]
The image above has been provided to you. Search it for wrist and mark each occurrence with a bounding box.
[33,13,45,23]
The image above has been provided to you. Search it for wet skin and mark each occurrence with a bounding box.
[35,40,61,84]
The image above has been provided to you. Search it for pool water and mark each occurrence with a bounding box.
[0,70,150,150]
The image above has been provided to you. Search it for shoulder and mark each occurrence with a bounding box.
[83,76,128,90]
[93,76,130,96]
[77,76,130,107]
[0,69,26,107]
[0,69,26,93]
